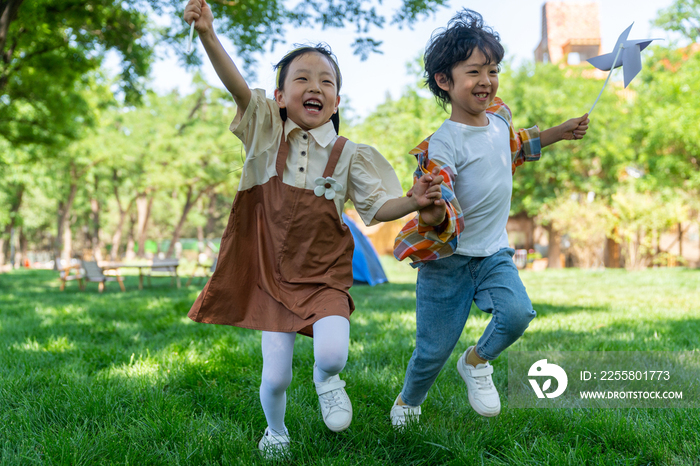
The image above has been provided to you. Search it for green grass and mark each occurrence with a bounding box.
[1,263,699,465]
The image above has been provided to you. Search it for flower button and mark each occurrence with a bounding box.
[314,176,343,200]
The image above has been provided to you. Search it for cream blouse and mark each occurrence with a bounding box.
[230,89,403,226]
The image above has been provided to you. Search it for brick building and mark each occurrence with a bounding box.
[534,1,602,64]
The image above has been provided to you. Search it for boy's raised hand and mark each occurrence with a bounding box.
[560,113,590,141]
[184,0,213,35]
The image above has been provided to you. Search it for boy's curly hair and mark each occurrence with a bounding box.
[424,9,504,110]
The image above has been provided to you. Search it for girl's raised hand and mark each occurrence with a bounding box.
[411,168,444,208]
[184,0,214,35]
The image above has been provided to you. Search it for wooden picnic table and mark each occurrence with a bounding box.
[101,259,180,290]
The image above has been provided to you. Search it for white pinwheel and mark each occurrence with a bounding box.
[587,23,660,114]
[314,176,343,200]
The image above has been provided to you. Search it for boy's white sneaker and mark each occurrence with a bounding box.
[457,347,501,417]
[314,367,353,432]
[258,427,290,459]
[389,395,421,428]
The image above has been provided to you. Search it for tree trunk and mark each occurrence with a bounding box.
[110,212,126,261]
[109,177,137,261]
[604,227,622,268]
[125,211,137,260]
[0,183,24,266]
[166,186,206,258]
[19,226,27,267]
[0,1,25,88]
[678,222,683,258]
[525,215,535,250]
[61,211,72,264]
[90,178,104,262]
[9,227,16,267]
[55,182,78,267]
[546,223,562,269]
[204,191,219,239]
[136,192,153,258]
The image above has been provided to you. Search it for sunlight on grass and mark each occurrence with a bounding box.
[12,337,43,352]
[45,335,76,353]
[35,303,87,326]
[108,356,166,382]
[1,268,699,465]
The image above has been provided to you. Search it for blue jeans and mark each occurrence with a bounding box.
[400,248,536,406]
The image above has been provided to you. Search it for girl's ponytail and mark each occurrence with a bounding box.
[330,111,340,134]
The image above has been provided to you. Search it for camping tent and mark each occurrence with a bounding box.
[342,213,388,286]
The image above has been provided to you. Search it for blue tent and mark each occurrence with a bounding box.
[342,213,388,286]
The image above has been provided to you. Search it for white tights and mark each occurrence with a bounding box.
[259,315,349,435]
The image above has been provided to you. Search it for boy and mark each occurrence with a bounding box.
[390,9,589,425]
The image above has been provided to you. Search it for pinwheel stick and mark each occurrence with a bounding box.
[588,43,624,115]
[187,21,195,53]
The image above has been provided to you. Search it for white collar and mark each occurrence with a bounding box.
[284,119,337,148]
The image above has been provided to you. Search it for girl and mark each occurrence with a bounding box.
[183,0,445,458]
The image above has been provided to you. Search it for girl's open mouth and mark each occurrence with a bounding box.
[304,99,323,113]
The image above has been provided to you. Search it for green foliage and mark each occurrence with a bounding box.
[538,196,614,268]
[0,0,448,149]
[177,0,448,69]
[654,0,700,42]
[609,187,690,269]
[0,0,153,146]
[499,63,634,216]
[631,45,700,193]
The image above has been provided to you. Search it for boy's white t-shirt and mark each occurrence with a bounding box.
[427,114,512,257]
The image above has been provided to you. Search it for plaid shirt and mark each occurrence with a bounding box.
[393,97,541,265]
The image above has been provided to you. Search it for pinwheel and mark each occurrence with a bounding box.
[587,23,660,114]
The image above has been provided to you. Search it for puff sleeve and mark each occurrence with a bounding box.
[346,144,404,226]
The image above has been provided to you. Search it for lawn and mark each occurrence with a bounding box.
[1,262,699,465]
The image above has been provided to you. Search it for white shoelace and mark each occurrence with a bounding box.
[321,390,345,412]
[475,375,494,391]
[471,364,495,392]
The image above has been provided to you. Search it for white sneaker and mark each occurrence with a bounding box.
[314,366,353,432]
[389,394,421,428]
[457,347,501,417]
[258,427,290,459]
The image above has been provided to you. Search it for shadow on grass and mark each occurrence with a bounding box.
[2,270,700,465]
[521,317,700,351]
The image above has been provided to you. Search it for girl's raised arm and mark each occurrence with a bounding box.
[184,0,252,114]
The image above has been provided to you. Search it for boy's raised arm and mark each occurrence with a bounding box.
[184,0,251,114]
[540,113,590,148]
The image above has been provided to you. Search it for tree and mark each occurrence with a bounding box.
[498,62,633,267]
[1,0,448,148]
[629,43,700,264]
[654,0,700,43]
[0,0,154,146]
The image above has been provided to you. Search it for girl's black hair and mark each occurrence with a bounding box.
[424,9,505,110]
[273,43,343,133]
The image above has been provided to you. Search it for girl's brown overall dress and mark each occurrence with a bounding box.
[188,132,355,337]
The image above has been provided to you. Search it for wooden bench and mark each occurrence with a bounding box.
[82,260,125,292]
[58,262,83,291]
[146,258,180,288]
